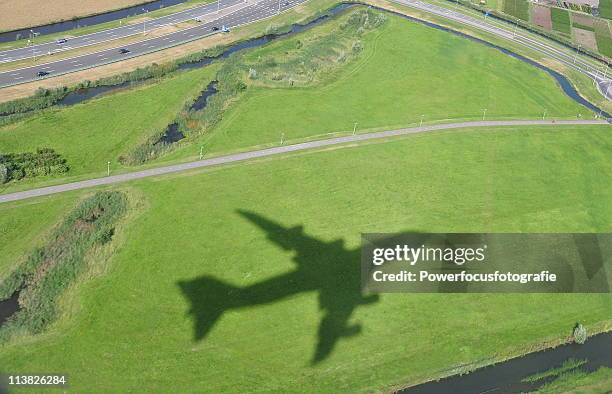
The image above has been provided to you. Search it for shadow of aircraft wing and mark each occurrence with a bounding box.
[238,210,381,363]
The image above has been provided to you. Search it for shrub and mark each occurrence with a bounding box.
[573,323,587,344]
[0,148,68,182]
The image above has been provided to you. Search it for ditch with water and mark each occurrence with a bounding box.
[402,330,612,393]
[2,3,608,125]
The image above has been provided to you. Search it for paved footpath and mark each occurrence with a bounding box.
[0,119,607,204]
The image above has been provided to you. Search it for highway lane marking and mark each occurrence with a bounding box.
[0,0,303,85]
[13,76,23,79]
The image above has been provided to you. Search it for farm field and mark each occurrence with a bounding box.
[0,0,170,32]
[502,0,530,21]
[0,7,590,194]
[551,7,572,35]
[1,124,611,392]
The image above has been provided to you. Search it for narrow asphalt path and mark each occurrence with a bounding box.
[0,120,607,204]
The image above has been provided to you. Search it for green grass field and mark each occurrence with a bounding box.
[551,7,572,35]
[502,0,530,21]
[0,8,590,192]
[1,124,611,392]
[0,64,218,192]
[165,9,588,159]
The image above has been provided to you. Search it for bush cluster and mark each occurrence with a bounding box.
[0,191,128,339]
[0,148,69,183]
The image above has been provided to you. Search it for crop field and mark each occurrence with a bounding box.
[0,0,161,33]
[0,7,590,194]
[502,0,530,21]
[551,7,572,35]
[0,123,611,392]
[600,0,612,20]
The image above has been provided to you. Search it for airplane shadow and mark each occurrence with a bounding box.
[177,210,379,364]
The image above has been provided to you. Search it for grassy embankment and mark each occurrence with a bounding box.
[0,123,611,392]
[0,8,591,193]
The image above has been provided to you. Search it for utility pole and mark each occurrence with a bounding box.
[352,122,357,136]
[107,161,111,176]
[542,109,546,120]
[482,108,487,121]
[199,146,204,160]
[420,114,424,127]
[280,132,284,145]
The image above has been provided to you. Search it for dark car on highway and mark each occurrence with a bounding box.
[119,48,131,54]
[56,38,68,44]
[212,26,220,31]
[37,71,50,77]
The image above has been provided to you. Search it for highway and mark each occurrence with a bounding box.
[1,0,611,98]
[0,0,244,63]
[0,0,305,88]
[0,120,606,204]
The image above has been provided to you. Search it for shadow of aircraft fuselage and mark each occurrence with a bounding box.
[177,210,379,364]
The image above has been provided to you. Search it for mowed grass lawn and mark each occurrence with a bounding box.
[0,64,219,193]
[1,125,611,392]
[166,9,588,160]
[1,8,589,191]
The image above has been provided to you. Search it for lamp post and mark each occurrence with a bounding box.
[352,122,357,136]
[419,114,424,127]
[142,8,149,35]
[482,108,487,121]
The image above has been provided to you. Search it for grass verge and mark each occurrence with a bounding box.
[0,124,610,391]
